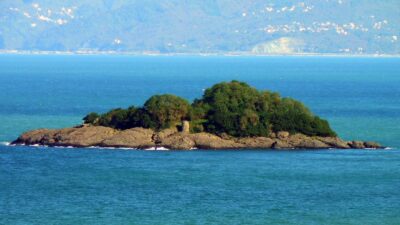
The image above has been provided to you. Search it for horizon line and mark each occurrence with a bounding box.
[0,50,399,58]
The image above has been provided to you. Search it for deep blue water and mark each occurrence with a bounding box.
[0,55,399,224]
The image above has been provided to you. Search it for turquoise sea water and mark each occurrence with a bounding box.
[0,55,399,224]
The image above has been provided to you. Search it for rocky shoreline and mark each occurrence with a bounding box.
[12,125,383,150]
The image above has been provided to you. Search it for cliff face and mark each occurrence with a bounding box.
[12,126,382,150]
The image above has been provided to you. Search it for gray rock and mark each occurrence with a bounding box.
[315,136,350,149]
[287,134,330,149]
[363,141,382,149]
[157,127,178,140]
[272,140,294,149]
[190,133,243,149]
[277,131,290,139]
[161,133,195,150]
[101,128,155,148]
[12,126,384,150]
[237,137,275,148]
[349,141,365,149]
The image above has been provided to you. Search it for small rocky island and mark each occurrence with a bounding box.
[12,81,382,150]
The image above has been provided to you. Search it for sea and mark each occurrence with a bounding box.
[0,55,399,224]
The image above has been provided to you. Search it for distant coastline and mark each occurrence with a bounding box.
[0,50,399,58]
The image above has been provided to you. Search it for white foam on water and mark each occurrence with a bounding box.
[24,145,140,150]
[384,147,393,150]
[3,143,199,151]
[145,147,170,151]
[88,146,137,150]
[119,147,137,150]
[101,146,141,150]
[53,146,78,149]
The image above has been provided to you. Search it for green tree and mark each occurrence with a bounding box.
[269,98,336,136]
[144,94,191,129]
[125,107,157,129]
[195,81,269,137]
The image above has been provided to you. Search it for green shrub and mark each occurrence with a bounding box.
[190,119,207,133]
[97,108,129,129]
[83,112,100,124]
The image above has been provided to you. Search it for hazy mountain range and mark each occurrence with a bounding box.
[1,0,399,55]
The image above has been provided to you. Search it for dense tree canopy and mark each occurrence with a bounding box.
[144,94,191,129]
[193,81,270,137]
[83,81,336,137]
